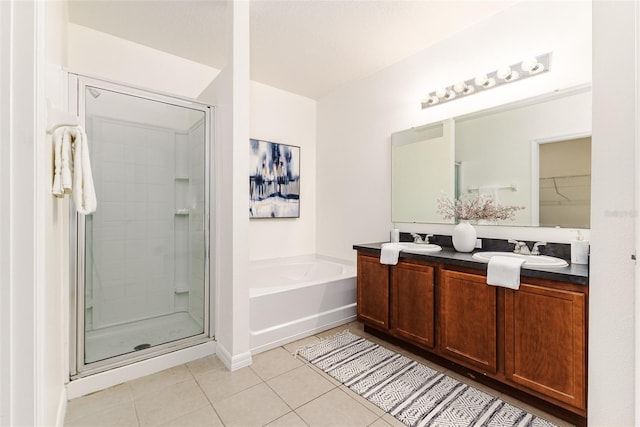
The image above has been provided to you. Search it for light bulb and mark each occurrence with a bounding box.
[474,74,488,87]
[435,88,448,98]
[497,66,512,80]
[497,67,510,80]
[521,57,542,74]
[426,94,439,105]
[484,78,496,88]
[453,82,467,93]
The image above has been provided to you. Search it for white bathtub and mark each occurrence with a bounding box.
[249,254,357,354]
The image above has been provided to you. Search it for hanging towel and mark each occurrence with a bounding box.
[52,127,73,197]
[486,256,526,290]
[380,243,405,265]
[51,126,97,215]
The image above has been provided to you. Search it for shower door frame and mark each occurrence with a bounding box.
[68,74,214,378]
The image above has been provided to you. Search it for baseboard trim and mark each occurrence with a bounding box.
[56,386,67,427]
[216,342,252,371]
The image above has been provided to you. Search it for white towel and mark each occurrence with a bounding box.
[380,243,405,265]
[487,255,526,290]
[51,126,97,215]
[52,127,73,197]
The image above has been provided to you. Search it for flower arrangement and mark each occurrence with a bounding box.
[436,194,524,222]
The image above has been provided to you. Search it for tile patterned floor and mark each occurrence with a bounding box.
[64,321,574,427]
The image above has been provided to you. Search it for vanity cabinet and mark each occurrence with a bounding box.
[354,249,588,423]
[356,253,390,330]
[505,281,587,410]
[391,260,435,349]
[439,270,498,373]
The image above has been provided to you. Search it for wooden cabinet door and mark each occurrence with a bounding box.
[439,270,498,373]
[357,253,390,330]
[505,283,586,410]
[391,261,435,349]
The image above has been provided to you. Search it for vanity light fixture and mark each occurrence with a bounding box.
[421,52,551,109]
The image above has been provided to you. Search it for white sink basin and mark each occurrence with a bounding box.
[472,251,568,268]
[398,243,442,254]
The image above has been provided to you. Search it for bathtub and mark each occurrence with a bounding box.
[249,254,357,354]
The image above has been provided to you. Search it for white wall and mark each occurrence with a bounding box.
[316,1,592,262]
[67,23,219,99]
[249,81,317,260]
[198,0,252,370]
[1,1,69,425]
[590,2,636,425]
[43,2,71,424]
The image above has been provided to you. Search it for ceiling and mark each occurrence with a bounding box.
[68,0,517,99]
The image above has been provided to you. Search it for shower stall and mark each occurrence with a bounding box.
[69,74,213,377]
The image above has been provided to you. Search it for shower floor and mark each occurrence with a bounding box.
[84,312,204,364]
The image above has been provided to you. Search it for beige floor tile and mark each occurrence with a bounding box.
[305,363,342,387]
[339,385,386,417]
[65,401,138,427]
[368,417,392,427]
[65,383,132,423]
[296,388,379,427]
[196,365,263,403]
[381,413,407,427]
[265,411,309,427]
[267,365,336,409]
[283,335,321,354]
[158,405,224,427]
[213,382,290,427]
[346,320,365,333]
[314,324,353,340]
[186,355,226,377]
[128,365,193,399]
[134,378,210,426]
[251,346,304,380]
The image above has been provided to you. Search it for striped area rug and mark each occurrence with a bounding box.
[297,331,558,427]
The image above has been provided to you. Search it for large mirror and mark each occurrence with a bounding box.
[391,86,591,228]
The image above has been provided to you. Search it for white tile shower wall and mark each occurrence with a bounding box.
[188,119,206,327]
[89,117,177,329]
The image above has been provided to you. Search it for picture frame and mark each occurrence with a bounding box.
[249,139,300,218]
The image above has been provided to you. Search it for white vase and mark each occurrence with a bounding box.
[452,220,477,252]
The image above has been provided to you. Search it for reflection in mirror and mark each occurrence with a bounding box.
[537,136,591,228]
[391,120,454,223]
[392,86,591,228]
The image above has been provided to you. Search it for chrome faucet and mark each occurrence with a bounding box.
[411,233,433,244]
[531,242,546,255]
[508,239,530,255]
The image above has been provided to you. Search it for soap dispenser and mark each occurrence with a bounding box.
[571,230,589,265]
[390,226,400,243]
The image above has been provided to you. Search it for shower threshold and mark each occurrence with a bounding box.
[84,312,203,364]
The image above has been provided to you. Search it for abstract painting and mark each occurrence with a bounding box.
[249,139,300,218]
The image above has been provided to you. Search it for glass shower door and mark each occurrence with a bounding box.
[72,75,212,374]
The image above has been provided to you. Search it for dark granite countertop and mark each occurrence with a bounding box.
[353,242,589,286]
